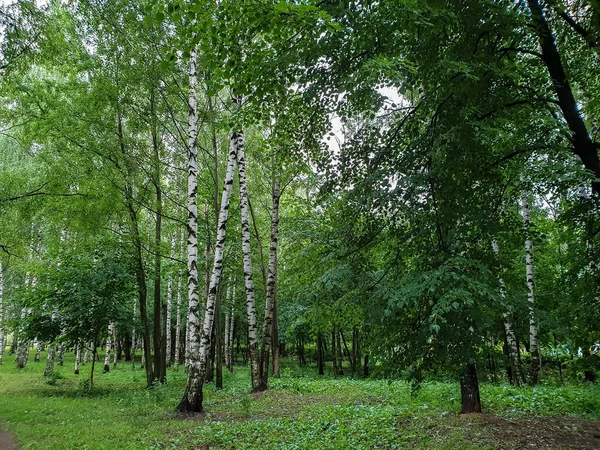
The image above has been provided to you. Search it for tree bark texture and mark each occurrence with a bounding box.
[259,170,281,389]
[521,192,540,385]
[460,362,482,413]
[236,124,261,393]
[527,0,600,194]
[491,239,524,386]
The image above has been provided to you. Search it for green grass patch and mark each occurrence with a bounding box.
[0,349,599,449]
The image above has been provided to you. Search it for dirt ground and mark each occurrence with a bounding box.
[0,424,18,450]
[460,414,600,450]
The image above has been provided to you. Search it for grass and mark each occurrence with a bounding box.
[0,349,599,449]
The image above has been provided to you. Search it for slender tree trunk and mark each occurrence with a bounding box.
[44,344,55,376]
[166,235,175,367]
[353,327,361,378]
[215,287,223,390]
[178,46,202,412]
[206,318,215,383]
[317,332,324,375]
[363,354,369,377]
[75,344,81,374]
[202,230,214,380]
[224,286,231,371]
[90,344,97,392]
[259,168,281,389]
[174,265,183,368]
[527,0,600,195]
[112,330,118,367]
[236,122,261,393]
[34,339,41,362]
[340,329,354,375]
[120,114,153,387]
[57,343,65,366]
[229,299,235,372]
[131,298,137,369]
[16,308,28,369]
[331,328,339,376]
[336,327,344,375]
[460,362,482,413]
[521,192,540,385]
[271,295,280,378]
[178,48,237,412]
[104,323,113,373]
[152,93,166,383]
[491,239,524,386]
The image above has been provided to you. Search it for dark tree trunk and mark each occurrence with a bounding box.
[335,328,344,375]
[272,292,280,377]
[363,354,369,378]
[460,363,482,414]
[316,332,324,375]
[353,327,361,378]
[121,106,154,387]
[297,336,306,366]
[502,330,513,384]
[116,339,123,362]
[152,90,166,384]
[206,321,215,383]
[123,333,132,362]
[90,343,97,392]
[331,329,338,376]
[527,0,600,194]
[340,329,354,375]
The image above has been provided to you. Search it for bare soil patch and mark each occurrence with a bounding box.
[460,414,600,450]
[0,424,19,450]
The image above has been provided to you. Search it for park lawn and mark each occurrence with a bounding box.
[0,350,600,449]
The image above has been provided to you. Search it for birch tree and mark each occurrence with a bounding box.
[177,81,239,410]
[178,45,202,412]
[492,238,524,386]
[259,163,280,390]
[235,115,261,393]
[521,192,540,385]
[166,234,175,366]
[103,323,113,373]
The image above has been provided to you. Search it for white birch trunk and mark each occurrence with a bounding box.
[259,170,280,390]
[104,323,113,373]
[521,192,540,384]
[166,234,175,366]
[131,298,137,369]
[83,346,89,365]
[178,92,238,411]
[112,326,117,367]
[75,344,81,374]
[175,267,183,368]
[34,339,41,362]
[178,45,203,412]
[224,283,231,370]
[56,343,64,366]
[229,283,236,371]
[492,239,523,386]
[44,344,55,376]
[15,307,28,369]
[235,122,261,392]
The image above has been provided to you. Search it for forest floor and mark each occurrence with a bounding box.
[0,350,600,449]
